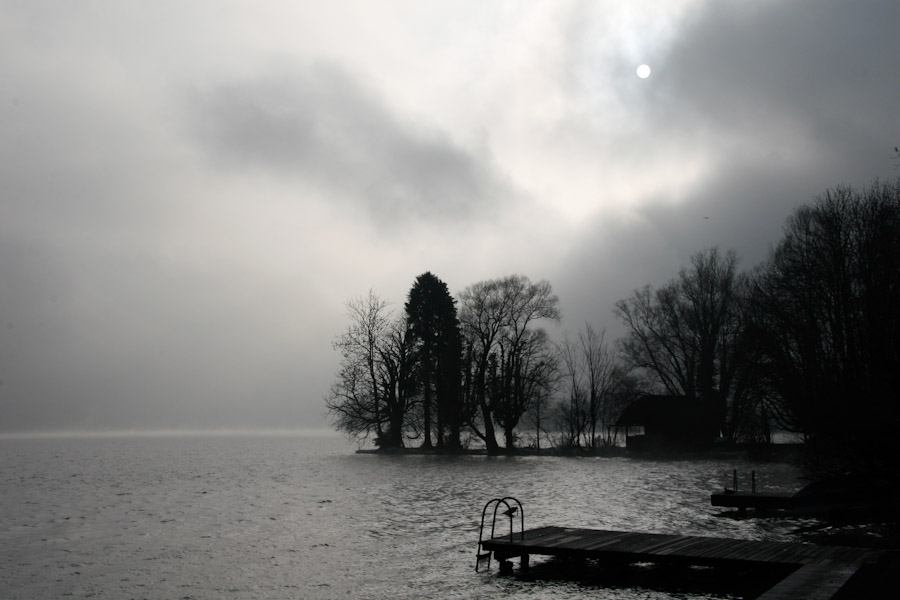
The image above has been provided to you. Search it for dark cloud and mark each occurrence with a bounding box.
[651,0,899,154]
[640,0,900,259]
[188,61,514,226]
[554,0,900,336]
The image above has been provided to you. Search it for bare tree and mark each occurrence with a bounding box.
[325,348,373,441]
[458,279,509,453]
[749,179,900,476]
[580,325,622,447]
[493,327,558,448]
[375,316,420,447]
[615,248,749,441]
[331,291,390,437]
[522,368,558,450]
[459,274,560,452]
[555,324,631,449]
[556,331,589,448]
[325,291,418,447]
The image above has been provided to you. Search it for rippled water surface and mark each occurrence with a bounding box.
[0,434,812,599]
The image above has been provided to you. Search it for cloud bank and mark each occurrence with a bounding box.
[1,0,897,432]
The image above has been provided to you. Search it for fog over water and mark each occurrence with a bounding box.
[1,434,811,599]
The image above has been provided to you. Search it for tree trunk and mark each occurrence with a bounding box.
[481,399,499,453]
[435,387,444,449]
[421,370,433,449]
[477,364,499,454]
[504,423,515,450]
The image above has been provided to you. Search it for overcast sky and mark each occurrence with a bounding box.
[1,0,898,434]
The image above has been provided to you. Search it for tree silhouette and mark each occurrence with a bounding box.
[460,275,560,451]
[557,325,631,448]
[615,248,750,442]
[458,279,508,453]
[750,179,900,477]
[405,272,463,449]
[326,291,418,447]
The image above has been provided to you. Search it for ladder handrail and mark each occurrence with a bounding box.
[475,497,524,571]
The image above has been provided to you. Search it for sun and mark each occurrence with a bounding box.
[636,64,651,79]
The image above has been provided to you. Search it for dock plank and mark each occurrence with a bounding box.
[756,558,864,600]
[653,534,716,557]
[581,531,637,552]
[625,534,685,556]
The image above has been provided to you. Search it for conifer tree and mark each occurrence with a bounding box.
[405,272,463,449]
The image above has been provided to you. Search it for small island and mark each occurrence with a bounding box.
[327,179,900,552]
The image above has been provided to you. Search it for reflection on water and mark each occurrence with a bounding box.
[0,434,813,599]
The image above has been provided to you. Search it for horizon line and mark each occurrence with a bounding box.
[0,427,340,440]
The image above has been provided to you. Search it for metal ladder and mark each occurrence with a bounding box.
[475,497,524,572]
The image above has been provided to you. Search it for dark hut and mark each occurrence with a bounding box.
[617,395,707,452]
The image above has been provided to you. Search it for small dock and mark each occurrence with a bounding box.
[710,470,797,513]
[480,526,889,598]
[711,490,795,511]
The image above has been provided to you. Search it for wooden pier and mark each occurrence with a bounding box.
[480,526,890,598]
[711,490,795,511]
[710,469,798,513]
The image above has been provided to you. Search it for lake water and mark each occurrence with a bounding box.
[0,433,813,599]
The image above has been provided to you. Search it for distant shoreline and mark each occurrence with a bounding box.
[356,443,804,462]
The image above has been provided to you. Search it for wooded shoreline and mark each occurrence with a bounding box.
[355,442,804,462]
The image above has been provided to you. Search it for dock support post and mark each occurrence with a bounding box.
[520,554,529,573]
[733,469,738,492]
[499,559,513,575]
[751,470,756,493]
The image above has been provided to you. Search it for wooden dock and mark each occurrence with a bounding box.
[480,526,889,598]
[710,469,799,513]
[711,491,795,511]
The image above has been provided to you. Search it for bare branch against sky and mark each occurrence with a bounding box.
[1,0,898,433]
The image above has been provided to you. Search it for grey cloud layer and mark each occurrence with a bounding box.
[639,0,899,254]
[557,0,900,330]
[189,62,513,226]
[652,0,899,148]
[1,0,898,433]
